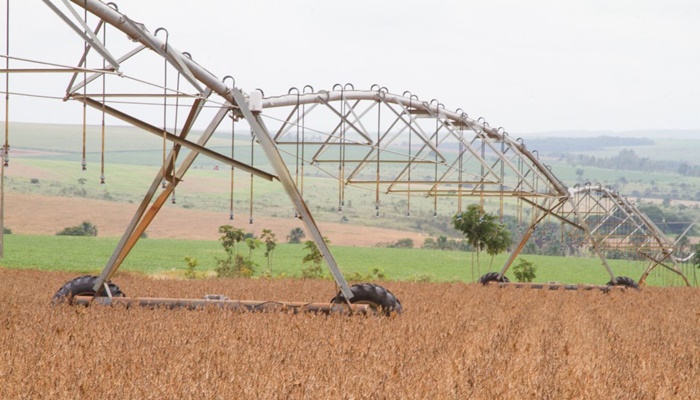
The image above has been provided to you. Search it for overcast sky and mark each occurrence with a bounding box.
[3,0,699,134]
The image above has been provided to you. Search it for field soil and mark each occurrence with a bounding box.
[2,268,699,398]
[4,193,426,246]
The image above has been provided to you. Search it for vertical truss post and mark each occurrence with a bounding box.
[564,194,617,282]
[231,89,354,300]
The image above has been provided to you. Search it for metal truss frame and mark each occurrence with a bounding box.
[26,0,690,292]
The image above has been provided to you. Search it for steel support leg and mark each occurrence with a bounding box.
[92,105,230,290]
[231,89,354,300]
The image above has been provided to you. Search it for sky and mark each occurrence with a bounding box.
[2,0,699,134]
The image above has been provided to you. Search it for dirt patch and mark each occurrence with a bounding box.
[3,193,426,246]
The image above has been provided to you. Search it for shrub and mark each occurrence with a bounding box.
[346,268,388,282]
[301,238,330,279]
[408,273,435,283]
[300,263,324,280]
[56,221,98,237]
[388,238,414,248]
[216,254,254,278]
[287,227,305,243]
[512,258,537,282]
[215,225,255,278]
[184,256,198,279]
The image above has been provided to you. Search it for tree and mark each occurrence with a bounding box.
[184,256,198,279]
[452,204,512,279]
[301,237,330,279]
[245,237,261,261]
[215,225,253,278]
[287,227,305,243]
[512,258,537,282]
[436,235,448,250]
[218,225,245,255]
[261,229,278,273]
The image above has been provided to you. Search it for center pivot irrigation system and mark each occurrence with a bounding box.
[1,1,693,314]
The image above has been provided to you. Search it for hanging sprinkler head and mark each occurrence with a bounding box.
[229,213,234,220]
[81,159,87,171]
[100,174,105,184]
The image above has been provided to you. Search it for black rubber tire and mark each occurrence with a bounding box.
[51,275,125,305]
[478,272,510,285]
[606,276,640,290]
[331,283,403,316]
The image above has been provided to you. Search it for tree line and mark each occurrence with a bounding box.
[562,149,700,177]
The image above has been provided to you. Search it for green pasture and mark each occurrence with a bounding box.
[0,235,694,287]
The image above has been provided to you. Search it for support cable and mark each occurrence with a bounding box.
[407,95,413,216]
[1,0,9,258]
[100,19,106,184]
[229,111,235,219]
[335,84,344,212]
[301,85,313,200]
[223,75,235,220]
[375,90,381,217]
[432,101,440,218]
[249,130,255,224]
[156,27,169,189]
[170,70,181,204]
[81,5,87,171]
[289,87,300,217]
[3,0,8,167]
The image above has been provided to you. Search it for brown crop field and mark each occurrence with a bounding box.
[2,268,700,399]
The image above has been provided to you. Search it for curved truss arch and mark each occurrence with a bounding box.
[258,89,568,201]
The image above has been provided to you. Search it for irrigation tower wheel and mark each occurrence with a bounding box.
[331,283,403,316]
[606,276,640,290]
[52,275,125,305]
[477,272,510,285]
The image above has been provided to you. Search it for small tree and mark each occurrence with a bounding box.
[215,225,253,278]
[436,235,448,250]
[218,225,245,254]
[287,227,305,243]
[261,228,277,273]
[512,258,537,282]
[184,256,198,279]
[453,204,512,280]
[301,237,330,279]
[245,237,262,261]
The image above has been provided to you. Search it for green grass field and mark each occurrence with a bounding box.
[1,234,694,287]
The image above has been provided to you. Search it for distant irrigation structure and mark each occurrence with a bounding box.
[0,1,694,313]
